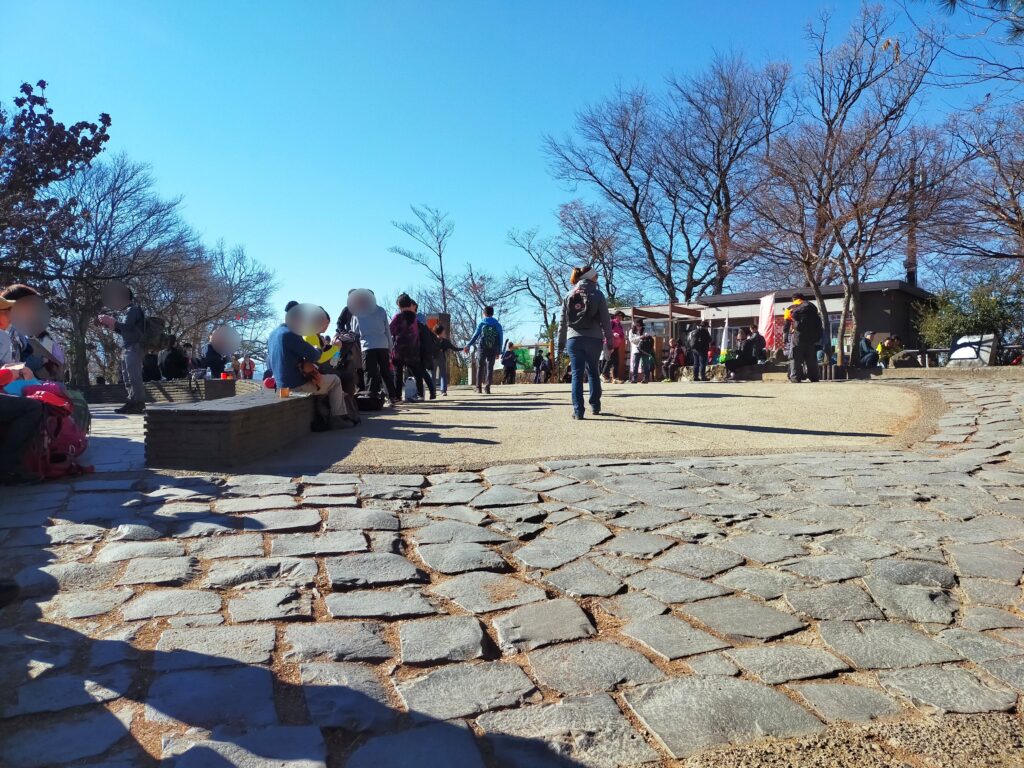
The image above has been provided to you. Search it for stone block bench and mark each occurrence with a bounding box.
[145,391,315,470]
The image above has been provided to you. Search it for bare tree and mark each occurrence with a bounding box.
[664,54,791,293]
[556,200,630,301]
[752,6,942,363]
[506,227,571,337]
[545,87,708,302]
[389,204,454,314]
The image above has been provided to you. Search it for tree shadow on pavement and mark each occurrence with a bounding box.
[0,489,586,768]
[603,413,891,438]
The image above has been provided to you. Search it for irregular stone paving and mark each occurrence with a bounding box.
[0,380,1022,766]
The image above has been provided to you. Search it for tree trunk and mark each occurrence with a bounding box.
[69,311,91,387]
[836,290,852,368]
[847,279,863,359]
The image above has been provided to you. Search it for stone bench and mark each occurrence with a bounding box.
[144,391,315,470]
[83,378,245,404]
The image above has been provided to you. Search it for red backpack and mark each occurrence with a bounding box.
[23,389,93,478]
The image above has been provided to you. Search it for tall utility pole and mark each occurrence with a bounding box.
[904,156,921,287]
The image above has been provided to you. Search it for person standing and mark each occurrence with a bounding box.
[241,354,256,379]
[97,287,146,414]
[557,265,613,420]
[349,289,399,405]
[390,294,427,401]
[628,319,646,384]
[501,342,518,385]
[782,292,821,383]
[464,305,503,394]
[204,332,228,379]
[532,349,545,384]
[542,353,553,383]
[687,321,712,382]
[602,310,626,382]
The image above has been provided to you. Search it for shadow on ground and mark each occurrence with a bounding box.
[0,491,586,768]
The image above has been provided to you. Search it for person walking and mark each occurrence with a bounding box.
[348,289,399,405]
[97,285,146,414]
[783,292,821,382]
[557,265,613,420]
[464,305,503,394]
[687,321,712,382]
[432,324,459,396]
[602,310,626,382]
[501,342,518,385]
[532,349,544,384]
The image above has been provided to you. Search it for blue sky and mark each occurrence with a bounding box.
[1,1,969,338]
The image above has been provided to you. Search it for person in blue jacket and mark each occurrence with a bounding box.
[464,306,503,394]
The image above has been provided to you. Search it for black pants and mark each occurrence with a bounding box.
[789,344,820,382]
[364,348,398,400]
[395,362,434,400]
[502,366,516,385]
[477,352,496,390]
[0,396,44,473]
[602,347,620,379]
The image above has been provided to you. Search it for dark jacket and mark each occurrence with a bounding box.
[501,350,517,369]
[738,337,759,365]
[205,344,228,377]
[785,301,821,347]
[688,327,712,352]
[115,304,145,347]
[158,347,189,379]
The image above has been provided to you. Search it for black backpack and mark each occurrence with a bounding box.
[794,302,821,338]
[639,335,656,355]
[419,322,438,364]
[565,283,598,330]
[356,390,386,411]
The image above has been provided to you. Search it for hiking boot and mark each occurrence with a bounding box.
[572,412,584,420]
[592,404,601,416]
[484,385,491,394]
[475,387,482,394]
[0,579,20,609]
[115,402,145,415]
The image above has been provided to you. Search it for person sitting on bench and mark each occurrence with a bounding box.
[724,328,760,380]
[268,304,356,429]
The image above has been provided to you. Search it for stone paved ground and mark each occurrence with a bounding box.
[0,380,1023,767]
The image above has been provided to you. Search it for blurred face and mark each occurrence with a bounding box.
[10,294,50,336]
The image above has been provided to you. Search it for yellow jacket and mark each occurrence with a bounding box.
[303,334,339,365]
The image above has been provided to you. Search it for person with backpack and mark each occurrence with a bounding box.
[501,342,518,385]
[532,349,545,384]
[390,294,429,401]
[348,289,398,405]
[464,305,503,394]
[783,292,822,383]
[557,265,613,420]
[97,285,146,414]
[687,321,712,382]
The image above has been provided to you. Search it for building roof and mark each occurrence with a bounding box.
[695,280,932,307]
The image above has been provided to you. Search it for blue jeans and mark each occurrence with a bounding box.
[567,336,603,415]
[691,349,707,380]
[435,355,448,393]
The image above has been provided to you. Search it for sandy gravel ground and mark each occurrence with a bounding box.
[245,380,926,474]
